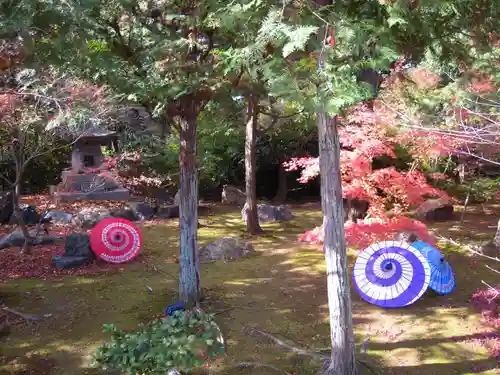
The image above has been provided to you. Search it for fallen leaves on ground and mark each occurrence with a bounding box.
[0,230,122,281]
[19,195,129,215]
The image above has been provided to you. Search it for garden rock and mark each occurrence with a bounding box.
[156,204,179,219]
[479,241,499,258]
[73,206,113,229]
[343,198,370,223]
[127,201,156,220]
[52,233,95,269]
[221,185,246,205]
[416,198,454,222]
[0,230,63,250]
[148,187,170,203]
[111,207,139,221]
[174,190,181,205]
[10,204,40,225]
[241,203,293,224]
[0,191,13,224]
[116,152,145,178]
[395,231,421,243]
[42,210,73,225]
[198,237,255,262]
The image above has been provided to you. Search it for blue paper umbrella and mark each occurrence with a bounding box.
[352,241,431,308]
[411,241,456,295]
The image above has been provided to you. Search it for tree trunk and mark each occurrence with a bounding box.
[316,17,357,375]
[12,183,31,254]
[178,100,200,306]
[273,161,288,204]
[245,94,263,234]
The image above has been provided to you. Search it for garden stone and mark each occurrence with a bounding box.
[149,187,170,203]
[111,207,140,221]
[127,201,156,220]
[343,198,370,223]
[221,185,246,205]
[42,210,73,225]
[198,237,255,262]
[52,233,95,269]
[395,231,421,243]
[416,198,454,222]
[9,204,40,225]
[64,233,94,258]
[174,190,181,205]
[0,191,13,224]
[156,204,179,219]
[52,256,90,269]
[479,241,499,258]
[241,203,293,224]
[73,206,112,229]
[0,230,63,250]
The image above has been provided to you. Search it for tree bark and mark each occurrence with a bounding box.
[273,161,288,204]
[178,99,201,306]
[316,15,357,375]
[12,182,31,254]
[245,94,263,234]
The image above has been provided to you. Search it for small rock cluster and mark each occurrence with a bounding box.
[47,200,180,230]
[52,233,95,269]
[416,198,455,222]
[241,203,293,224]
[198,237,255,262]
[221,185,246,205]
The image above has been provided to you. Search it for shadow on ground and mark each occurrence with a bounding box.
[1,204,498,375]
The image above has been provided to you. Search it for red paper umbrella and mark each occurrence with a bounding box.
[90,218,142,263]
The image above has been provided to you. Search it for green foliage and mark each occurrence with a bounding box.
[372,144,414,171]
[436,176,500,203]
[93,310,225,375]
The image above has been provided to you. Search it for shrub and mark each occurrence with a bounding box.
[93,310,225,374]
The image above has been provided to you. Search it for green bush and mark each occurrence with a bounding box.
[93,310,225,375]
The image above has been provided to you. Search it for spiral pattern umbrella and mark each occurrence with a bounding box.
[90,218,142,263]
[411,241,456,295]
[353,240,431,308]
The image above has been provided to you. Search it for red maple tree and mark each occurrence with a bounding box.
[284,103,453,249]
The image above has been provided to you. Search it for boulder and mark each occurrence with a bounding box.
[127,201,156,220]
[478,241,499,259]
[148,186,170,203]
[0,191,13,224]
[395,231,421,243]
[0,230,63,250]
[52,233,95,269]
[343,198,369,223]
[73,206,112,229]
[52,256,90,269]
[156,204,179,219]
[416,198,454,222]
[10,204,40,225]
[221,185,246,206]
[174,190,181,206]
[42,210,73,225]
[198,237,255,262]
[241,203,293,224]
[111,207,139,221]
[116,152,145,178]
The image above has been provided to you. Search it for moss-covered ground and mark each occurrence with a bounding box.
[1,204,498,375]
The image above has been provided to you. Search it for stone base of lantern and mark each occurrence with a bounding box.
[54,188,130,203]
